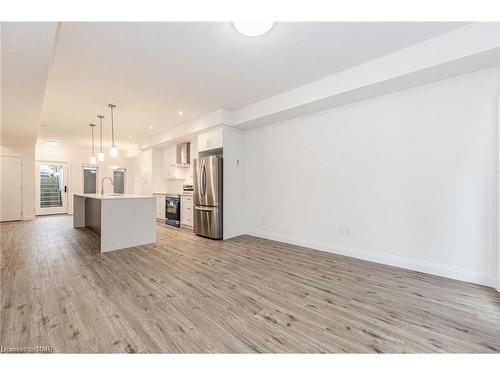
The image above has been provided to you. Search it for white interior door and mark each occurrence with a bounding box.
[0,156,23,221]
[35,161,68,215]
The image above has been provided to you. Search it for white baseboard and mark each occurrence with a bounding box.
[246,228,496,288]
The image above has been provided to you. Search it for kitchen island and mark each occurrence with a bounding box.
[73,193,156,252]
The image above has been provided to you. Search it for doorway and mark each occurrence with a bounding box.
[35,161,68,215]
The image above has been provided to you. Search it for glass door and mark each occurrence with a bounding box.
[113,168,125,194]
[35,161,68,215]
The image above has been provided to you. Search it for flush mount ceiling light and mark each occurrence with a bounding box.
[233,22,274,37]
[45,140,60,146]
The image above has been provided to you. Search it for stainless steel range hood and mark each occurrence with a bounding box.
[176,142,191,166]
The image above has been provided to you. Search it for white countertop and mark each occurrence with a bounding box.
[153,192,193,196]
[74,193,155,200]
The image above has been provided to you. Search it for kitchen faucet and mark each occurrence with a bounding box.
[101,177,114,195]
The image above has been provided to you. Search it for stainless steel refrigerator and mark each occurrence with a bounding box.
[193,155,223,239]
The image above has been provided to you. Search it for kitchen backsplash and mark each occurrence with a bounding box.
[165,179,184,193]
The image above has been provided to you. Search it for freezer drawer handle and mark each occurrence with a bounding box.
[195,207,213,211]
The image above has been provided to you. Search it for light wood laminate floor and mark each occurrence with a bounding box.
[1,215,500,353]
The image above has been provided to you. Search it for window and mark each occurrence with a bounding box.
[83,166,97,194]
[113,168,125,194]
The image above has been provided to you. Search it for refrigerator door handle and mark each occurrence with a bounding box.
[201,161,206,198]
[195,206,213,211]
[197,159,202,199]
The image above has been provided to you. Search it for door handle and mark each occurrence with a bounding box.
[195,206,213,212]
[64,185,67,193]
[201,162,206,198]
[203,163,206,197]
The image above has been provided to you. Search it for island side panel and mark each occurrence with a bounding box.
[73,195,86,228]
[100,197,156,252]
[85,197,102,236]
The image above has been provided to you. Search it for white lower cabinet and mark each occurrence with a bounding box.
[180,195,193,227]
[154,194,166,220]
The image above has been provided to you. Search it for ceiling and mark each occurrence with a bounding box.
[36,22,468,150]
[1,22,58,145]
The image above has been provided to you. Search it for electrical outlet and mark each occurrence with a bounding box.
[345,227,351,235]
[338,227,344,235]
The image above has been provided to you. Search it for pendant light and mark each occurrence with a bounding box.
[89,123,97,165]
[97,115,105,161]
[108,104,118,158]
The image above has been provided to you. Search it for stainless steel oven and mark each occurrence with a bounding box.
[165,194,180,227]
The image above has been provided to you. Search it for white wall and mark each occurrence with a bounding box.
[35,143,137,214]
[136,148,153,196]
[223,126,246,239]
[497,66,500,292]
[0,143,36,220]
[152,149,168,193]
[245,68,498,287]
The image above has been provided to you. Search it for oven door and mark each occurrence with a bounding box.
[166,196,180,225]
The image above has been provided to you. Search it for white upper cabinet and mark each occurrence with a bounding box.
[163,145,178,179]
[198,128,223,153]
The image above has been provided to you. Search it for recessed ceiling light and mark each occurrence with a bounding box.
[178,111,183,116]
[129,135,132,139]
[45,140,60,146]
[148,126,153,130]
[233,22,274,37]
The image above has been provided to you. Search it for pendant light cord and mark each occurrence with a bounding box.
[111,107,114,146]
[98,115,104,152]
[90,124,95,156]
[109,104,116,147]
